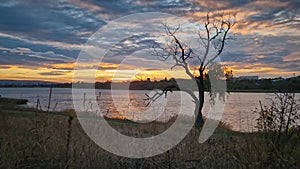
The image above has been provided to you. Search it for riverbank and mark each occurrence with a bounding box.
[0,98,299,169]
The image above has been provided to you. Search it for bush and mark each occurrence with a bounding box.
[254,92,300,168]
[255,92,300,137]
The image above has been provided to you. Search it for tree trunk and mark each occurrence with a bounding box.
[195,68,205,128]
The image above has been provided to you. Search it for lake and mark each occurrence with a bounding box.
[1,87,299,132]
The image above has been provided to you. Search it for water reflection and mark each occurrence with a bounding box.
[0,88,299,132]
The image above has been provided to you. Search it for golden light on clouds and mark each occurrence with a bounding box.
[0,65,73,82]
[186,0,299,36]
[223,61,297,78]
[1,0,299,82]
[283,51,300,62]
[98,68,191,82]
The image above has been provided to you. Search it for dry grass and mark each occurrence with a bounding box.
[0,99,299,169]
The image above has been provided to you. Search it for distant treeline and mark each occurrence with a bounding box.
[225,76,300,92]
[0,76,299,92]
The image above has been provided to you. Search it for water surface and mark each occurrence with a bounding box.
[1,88,298,132]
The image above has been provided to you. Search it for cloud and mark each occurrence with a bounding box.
[0,32,85,52]
[38,71,71,76]
[106,33,159,58]
[0,0,299,81]
[0,46,73,61]
[0,0,106,47]
[0,65,13,69]
[0,0,18,7]
[283,51,300,62]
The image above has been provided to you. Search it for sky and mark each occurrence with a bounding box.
[0,0,299,82]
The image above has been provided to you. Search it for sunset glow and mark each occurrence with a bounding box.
[0,0,299,82]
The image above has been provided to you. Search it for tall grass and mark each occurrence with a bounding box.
[0,96,299,169]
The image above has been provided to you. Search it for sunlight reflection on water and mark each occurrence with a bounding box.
[1,88,299,132]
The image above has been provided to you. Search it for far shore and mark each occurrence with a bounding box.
[1,86,299,93]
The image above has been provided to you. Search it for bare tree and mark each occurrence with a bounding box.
[150,12,235,128]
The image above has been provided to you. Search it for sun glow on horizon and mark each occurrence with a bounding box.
[1,61,298,83]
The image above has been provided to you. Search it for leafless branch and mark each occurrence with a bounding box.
[149,12,235,123]
[144,85,199,107]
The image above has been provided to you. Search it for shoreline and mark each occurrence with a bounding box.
[0,97,241,135]
[1,86,300,93]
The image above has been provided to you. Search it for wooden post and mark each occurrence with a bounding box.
[36,96,42,111]
[65,116,73,167]
[83,92,86,108]
[96,92,101,102]
[47,86,52,112]
[36,96,39,110]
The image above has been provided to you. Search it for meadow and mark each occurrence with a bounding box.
[0,97,299,169]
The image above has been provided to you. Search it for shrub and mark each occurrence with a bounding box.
[254,92,300,168]
[255,92,300,138]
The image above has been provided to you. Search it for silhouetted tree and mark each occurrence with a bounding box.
[151,13,235,128]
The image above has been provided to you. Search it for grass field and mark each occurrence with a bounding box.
[0,97,299,169]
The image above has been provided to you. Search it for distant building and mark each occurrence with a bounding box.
[238,76,259,80]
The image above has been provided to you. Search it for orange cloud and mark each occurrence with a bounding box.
[186,0,299,36]
[223,61,298,78]
[283,51,300,62]
[0,65,73,82]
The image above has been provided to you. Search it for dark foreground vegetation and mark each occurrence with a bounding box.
[0,96,299,169]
